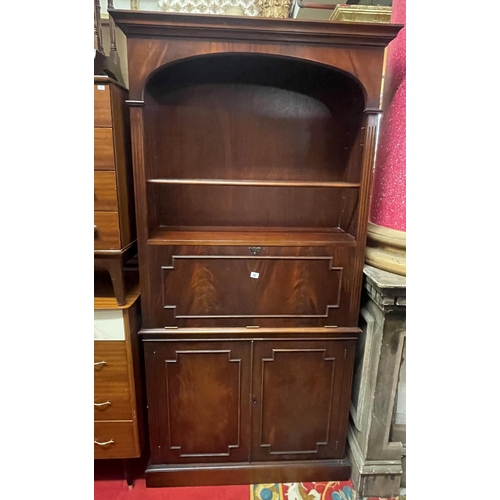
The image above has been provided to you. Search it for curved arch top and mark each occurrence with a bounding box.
[144,52,368,108]
[110,9,402,109]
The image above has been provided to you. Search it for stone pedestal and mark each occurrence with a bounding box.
[348,265,406,498]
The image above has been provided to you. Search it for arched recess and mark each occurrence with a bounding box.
[144,53,365,182]
[142,52,367,234]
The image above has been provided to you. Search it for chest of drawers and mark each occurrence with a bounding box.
[94,279,144,465]
[94,76,136,305]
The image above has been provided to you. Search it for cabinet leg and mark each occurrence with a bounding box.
[108,260,126,306]
[123,459,133,489]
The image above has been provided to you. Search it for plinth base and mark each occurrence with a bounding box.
[145,459,351,487]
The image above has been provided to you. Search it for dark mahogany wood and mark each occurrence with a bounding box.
[145,459,351,487]
[251,340,355,461]
[94,76,137,304]
[94,241,137,306]
[110,8,401,487]
[143,245,356,328]
[140,331,357,485]
[144,341,251,465]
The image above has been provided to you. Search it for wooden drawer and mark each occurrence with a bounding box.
[94,128,115,170]
[145,245,355,328]
[94,212,121,250]
[94,171,118,211]
[94,421,138,459]
[94,340,132,420]
[94,84,112,127]
[94,385,133,421]
[94,341,129,385]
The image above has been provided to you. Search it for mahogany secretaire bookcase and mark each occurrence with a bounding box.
[110,8,402,487]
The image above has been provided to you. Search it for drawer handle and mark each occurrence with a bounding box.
[248,246,261,256]
[94,401,111,407]
[94,439,114,446]
[94,360,107,366]
[94,224,98,239]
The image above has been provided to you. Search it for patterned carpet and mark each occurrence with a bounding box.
[251,482,362,500]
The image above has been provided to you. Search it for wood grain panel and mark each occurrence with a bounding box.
[94,84,112,127]
[251,340,355,461]
[111,11,401,109]
[94,421,138,459]
[144,341,251,464]
[152,184,350,230]
[94,212,121,250]
[162,256,341,316]
[146,76,363,183]
[145,245,355,328]
[94,171,118,211]
[94,128,115,170]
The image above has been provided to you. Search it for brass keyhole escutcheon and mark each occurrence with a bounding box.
[248,247,261,256]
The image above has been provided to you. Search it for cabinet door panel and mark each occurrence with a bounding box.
[144,341,251,464]
[251,340,355,461]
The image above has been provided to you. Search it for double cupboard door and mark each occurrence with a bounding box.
[143,337,355,465]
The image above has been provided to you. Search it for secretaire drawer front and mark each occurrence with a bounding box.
[94,212,121,250]
[94,171,118,211]
[94,128,115,170]
[146,245,355,328]
[94,84,112,127]
[94,421,138,459]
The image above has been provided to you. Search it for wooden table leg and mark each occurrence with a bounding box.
[123,459,133,488]
[107,259,127,306]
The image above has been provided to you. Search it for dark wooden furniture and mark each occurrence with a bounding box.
[94,275,145,486]
[110,9,402,487]
[94,75,136,305]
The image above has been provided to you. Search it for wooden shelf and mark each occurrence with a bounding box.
[147,178,361,188]
[148,226,356,246]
